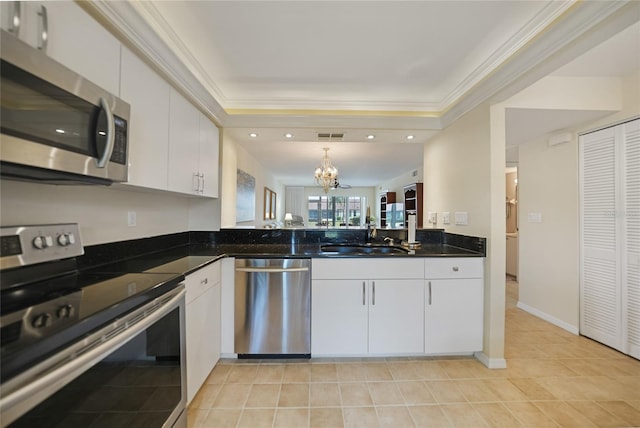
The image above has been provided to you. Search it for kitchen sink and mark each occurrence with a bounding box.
[320,243,410,255]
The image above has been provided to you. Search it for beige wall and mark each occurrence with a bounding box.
[424,106,492,236]
[518,136,580,332]
[220,131,285,228]
[502,71,639,333]
[0,180,194,245]
[425,104,506,367]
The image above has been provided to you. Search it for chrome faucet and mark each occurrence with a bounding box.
[366,223,377,243]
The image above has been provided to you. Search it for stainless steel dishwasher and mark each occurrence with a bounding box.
[234,258,311,357]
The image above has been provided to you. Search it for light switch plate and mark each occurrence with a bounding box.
[127,211,137,227]
[442,212,451,225]
[528,212,543,223]
[428,211,437,225]
[454,211,468,225]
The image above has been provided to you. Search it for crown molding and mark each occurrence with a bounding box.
[223,98,442,112]
[84,0,637,131]
[81,1,228,126]
[221,111,443,131]
[441,0,638,128]
[439,0,576,111]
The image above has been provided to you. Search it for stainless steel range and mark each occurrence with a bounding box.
[0,224,186,427]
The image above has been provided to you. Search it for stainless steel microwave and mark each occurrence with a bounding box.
[0,30,130,185]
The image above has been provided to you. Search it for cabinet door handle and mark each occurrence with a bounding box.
[193,172,200,192]
[37,4,48,52]
[428,281,432,305]
[199,173,205,193]
[8,1,21,35]
[372,281,376,306]
[201,277,208,285]
[362,281,366,306]
[452,266,459,272]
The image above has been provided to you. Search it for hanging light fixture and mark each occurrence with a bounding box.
[314,147,339,194]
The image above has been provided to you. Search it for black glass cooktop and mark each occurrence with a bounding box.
[0,268,184,383]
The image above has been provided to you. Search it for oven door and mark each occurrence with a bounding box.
[0,286,186,428]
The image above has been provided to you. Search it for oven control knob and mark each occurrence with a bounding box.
[58,234,69,246]
[32,313,53,328]
[33,236,52,249]
[56,304,75,319]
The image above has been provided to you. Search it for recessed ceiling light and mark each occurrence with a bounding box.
[406,135,415,140]
[284,133,294,138]
[249,133,258,138]
[367,134,375,140]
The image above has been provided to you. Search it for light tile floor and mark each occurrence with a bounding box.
[188,278,640,427]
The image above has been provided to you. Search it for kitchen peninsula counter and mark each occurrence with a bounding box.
[78,228,485,276]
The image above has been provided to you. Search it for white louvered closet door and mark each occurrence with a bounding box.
[580,125,622,351]
[623,119,640,359]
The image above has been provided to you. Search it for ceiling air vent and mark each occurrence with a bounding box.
[317,132,345,141]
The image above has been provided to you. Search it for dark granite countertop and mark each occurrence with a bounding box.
[79,229,485,278]
[217,243,483,258]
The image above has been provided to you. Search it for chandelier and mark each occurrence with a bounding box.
[314,147,338,193]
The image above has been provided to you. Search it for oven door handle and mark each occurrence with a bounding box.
[0,287,185,421]
[235,267,309,273]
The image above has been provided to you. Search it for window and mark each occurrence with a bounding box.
[307,195,367,227]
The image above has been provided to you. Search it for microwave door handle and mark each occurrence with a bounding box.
[8,2,21,35]
[96,97,115,168]
[37,4,48,52]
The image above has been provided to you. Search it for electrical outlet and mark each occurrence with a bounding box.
[442,212,451,225]
[127,211,137,227]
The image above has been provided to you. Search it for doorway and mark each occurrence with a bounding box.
[506,167,519,309]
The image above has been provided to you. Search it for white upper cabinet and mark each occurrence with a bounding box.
[168,89,201,195]
[1,1,121,95]
[168,89,219,197]
[198,115,220,198]
[120,47,170,190]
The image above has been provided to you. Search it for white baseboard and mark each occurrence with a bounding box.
[474,352,507,369]
[516,301,579,335]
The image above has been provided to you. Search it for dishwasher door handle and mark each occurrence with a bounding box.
[235,267,309,273]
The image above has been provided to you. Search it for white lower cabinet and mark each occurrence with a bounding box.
[311,257,484,357]
[311,259,424,356]
[368,279,424,354]
[312,279,368,355]
[185,261,221,403]
[425,258,484,354]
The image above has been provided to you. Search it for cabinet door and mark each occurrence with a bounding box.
[120,47,170,190]
[425,279,483,354]
[185,262,221,403]
[312,279,368,355]
[369,280,424,354]
[16,2,121,95]
[198,115,220,198]
[168,89,200,195]
[186,286,219,403]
